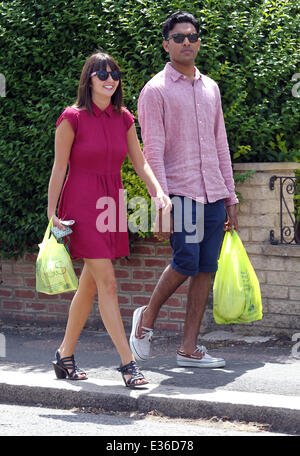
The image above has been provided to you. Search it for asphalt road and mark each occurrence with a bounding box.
[0,403,291,437]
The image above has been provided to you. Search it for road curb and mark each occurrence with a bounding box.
[0,370,299,434]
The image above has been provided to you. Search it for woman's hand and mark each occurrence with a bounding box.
[154,192,172,215]
[48,213,67,230]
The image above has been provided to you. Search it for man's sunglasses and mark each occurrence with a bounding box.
[168,33,199,44]
[91,70,122,81]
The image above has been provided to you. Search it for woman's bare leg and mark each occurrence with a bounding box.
[59,263,97,357]
[83,258,135,367]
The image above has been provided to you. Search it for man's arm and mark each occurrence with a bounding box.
[138,84,169,197]
[214,84,239,230]
[138,84,172,239]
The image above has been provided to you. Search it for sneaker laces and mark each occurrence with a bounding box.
[194,345,207,355]
[140,327,153,342]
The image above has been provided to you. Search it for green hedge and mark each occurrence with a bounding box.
[0,0,299,258]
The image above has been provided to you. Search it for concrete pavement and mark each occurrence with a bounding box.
[0,324,299,435]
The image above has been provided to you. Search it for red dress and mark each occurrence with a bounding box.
[56,102,134,259]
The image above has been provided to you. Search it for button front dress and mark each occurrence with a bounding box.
[56,102,134,259]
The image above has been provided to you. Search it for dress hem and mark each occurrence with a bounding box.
[71,253,129,260]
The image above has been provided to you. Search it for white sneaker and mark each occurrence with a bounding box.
[129,306,153,362]
[176,345,226,368]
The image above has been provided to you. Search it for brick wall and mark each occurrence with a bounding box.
[0,241,190,332]
[1,162,300,336]
[232,162,300,336]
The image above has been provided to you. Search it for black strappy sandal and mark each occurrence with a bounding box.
[117,360,148,388]
[52,350,87,380]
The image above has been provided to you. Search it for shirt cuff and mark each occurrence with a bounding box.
[224,194,239,207]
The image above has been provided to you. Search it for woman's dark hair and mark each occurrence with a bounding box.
[162,11,200,40]
[73,51,123,114]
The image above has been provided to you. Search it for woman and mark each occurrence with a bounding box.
[47,51,171,388]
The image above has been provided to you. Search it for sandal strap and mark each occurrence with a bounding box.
[117,360,145,384]
[60,354,75,366]
[56,351,86,377]
[117,360,139,374]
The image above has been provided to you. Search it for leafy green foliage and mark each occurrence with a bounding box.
[0,0,299,257]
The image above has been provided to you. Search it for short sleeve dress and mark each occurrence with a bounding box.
[56,101,134,259]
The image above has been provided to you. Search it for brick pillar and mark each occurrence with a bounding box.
[234,163,300,244]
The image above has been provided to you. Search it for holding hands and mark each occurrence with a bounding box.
[154,192,173,215]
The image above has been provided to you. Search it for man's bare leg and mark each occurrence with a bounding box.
[179,271,211,354]
[136,264,187,337]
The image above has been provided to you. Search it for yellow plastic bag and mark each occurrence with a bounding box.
[36,217,78,295]
[213,230,262,324]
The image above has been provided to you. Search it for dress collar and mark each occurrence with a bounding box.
[92,101,113,117]
[165,62,202,82]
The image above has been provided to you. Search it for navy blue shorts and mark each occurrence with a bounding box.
[169,196,226,276]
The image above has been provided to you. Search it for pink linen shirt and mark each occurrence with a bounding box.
[138,62,238,207]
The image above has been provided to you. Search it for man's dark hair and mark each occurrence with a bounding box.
[162,11,200,40]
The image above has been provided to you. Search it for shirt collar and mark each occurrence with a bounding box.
[92,101,113,117]
[165,62,202,82]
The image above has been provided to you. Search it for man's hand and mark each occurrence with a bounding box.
[224,204,239,232]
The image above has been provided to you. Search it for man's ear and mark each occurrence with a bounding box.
[162,40,169,53]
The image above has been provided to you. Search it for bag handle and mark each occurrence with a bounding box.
[42,217,54,244]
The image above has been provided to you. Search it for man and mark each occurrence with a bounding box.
[130,11,239,368]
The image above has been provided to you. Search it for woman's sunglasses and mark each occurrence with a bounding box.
[91,70,122,81]
[168,33,199,44]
